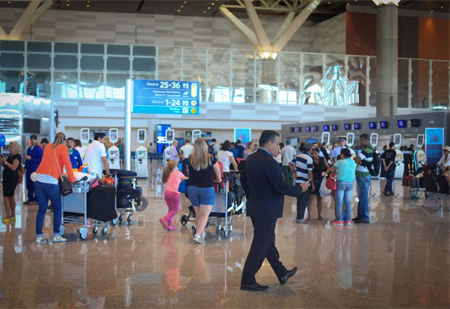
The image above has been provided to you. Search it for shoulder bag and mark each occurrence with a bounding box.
[326,160,342,191]
[54,149,73,196]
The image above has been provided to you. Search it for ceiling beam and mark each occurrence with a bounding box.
[219,6,259,50]
[0,26,7,39]
[272,11,295,44]
[9,0,42,39]
[244,0,272,51]
[0,0,53,40]
[273,0,322,51]
[29,0,53,28]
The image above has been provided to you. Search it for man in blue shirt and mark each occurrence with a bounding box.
[330,137,348,164]
[67,137,83,170]
[24,134,43,205]
[235,139,246,159]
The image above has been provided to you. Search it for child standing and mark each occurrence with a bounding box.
[160,160,188,231]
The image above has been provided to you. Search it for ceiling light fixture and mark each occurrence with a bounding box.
[203,11,207,13]
[372,0,401,6]
[66,3,69,6]
[181,5,183,8]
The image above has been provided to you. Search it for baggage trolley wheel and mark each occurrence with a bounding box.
[59,225,66,236]
[79,227,89,240]
[222,228,228,239]
[216,225,221,234]
[127,215,132,223]
[192,226,196,236]
[101,227,108,236]
[111,217,118,226]
[181,215,189,226]
[93,226,99,235]
[119,214,124,223]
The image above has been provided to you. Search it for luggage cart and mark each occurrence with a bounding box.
[61,178,116,240]
[181,181,235,238]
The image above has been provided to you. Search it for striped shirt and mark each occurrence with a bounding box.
[294,152,313,184]
[356,146,374,177]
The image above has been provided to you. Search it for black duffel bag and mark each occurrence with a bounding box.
[117,187,142,208]
[87,185,117,222]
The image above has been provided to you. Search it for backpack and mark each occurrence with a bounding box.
[367,150,380,177]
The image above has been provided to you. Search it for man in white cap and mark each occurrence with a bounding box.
[331,137,348,164]
[437,146,450,174]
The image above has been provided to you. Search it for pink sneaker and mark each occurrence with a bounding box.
[168,226,176,231]
[332,220,343,226]
[159,218,169,230]
[344,221,352,226]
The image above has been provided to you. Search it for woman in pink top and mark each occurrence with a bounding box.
[160,160,188,231]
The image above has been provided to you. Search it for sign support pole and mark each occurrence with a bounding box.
[125,79,133,171]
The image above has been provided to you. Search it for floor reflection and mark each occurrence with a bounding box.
[0,176,448,308]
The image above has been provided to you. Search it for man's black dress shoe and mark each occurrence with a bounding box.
[352,217,360,221]
[279,267,297,285]
[240,282,269,291]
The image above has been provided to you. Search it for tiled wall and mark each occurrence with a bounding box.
[0,8,312,52]
[311,13,346,54]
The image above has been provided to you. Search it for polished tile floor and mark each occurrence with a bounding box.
[0,172,449,308]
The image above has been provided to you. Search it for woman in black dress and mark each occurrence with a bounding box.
[1,141,22,223]
[309,147,330,220]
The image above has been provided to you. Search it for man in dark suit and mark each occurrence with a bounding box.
[240,130,308,291]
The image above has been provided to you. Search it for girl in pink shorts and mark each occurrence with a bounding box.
[160,160,188,231]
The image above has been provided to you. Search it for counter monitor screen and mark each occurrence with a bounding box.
[305,126,311,132]
[323,125,330,131]
[397,120,406,128]
[369,122,376,129]
[331,124,338,131]
[344,123,351,130]
[380,121,388,129]
[295,127,301,133]
[289,127,295,133]
[354,123,361,130]
[312,126,318,132]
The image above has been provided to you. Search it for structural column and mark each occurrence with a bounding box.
[376,4,398,117]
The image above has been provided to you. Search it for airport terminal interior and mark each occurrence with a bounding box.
[0,0,449,308]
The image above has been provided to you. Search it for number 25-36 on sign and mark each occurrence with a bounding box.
[132,80,200,115]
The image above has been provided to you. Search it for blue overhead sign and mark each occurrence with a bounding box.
[132,79,200,115]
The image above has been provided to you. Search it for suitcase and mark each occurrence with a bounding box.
[87,185,117,222]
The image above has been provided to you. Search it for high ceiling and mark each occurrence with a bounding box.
[0,0,448,23]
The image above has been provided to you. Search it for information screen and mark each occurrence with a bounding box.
[380,121,388,129]
[354,123,361,130]
[344,123,351,130]
[323,125,330,131]
[312,126,318,132]
[133,80,200,115]
[305,126,311,132]
[397,120,406,128]
[331,124,338,131]
[369,122,376,129]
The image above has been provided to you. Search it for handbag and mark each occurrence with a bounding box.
[54,149,73,196]
[17,164,24,184]
[326,161,342,191]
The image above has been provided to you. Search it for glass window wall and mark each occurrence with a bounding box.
[0,39,447,109]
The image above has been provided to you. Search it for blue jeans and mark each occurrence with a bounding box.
[384,169,395,193]
[335,181,353,222]
[34,181,62,237]
[356,175,371,222]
